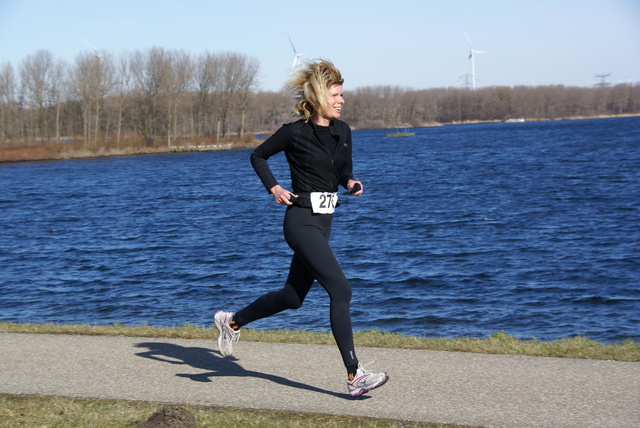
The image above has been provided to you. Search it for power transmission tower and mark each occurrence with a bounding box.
[460,73,472,89]
[594,73,611,87]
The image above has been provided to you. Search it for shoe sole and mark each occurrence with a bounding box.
[349,373,389,397]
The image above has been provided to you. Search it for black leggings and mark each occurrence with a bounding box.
[234,205,358,369]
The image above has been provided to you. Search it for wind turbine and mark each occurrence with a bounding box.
[82,38,113,61]
[464,31,491,90]
[287,34,304,72]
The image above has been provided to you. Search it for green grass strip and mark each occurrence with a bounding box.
[1,322,638,361]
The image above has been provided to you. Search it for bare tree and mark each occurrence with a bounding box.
[235,56,259,136]
[130,47,172,143]
[214,52,259,139]
[70,52,95,147]
[19,50,64,142]
[69,51,115,147]
[113,55,133,148]
[0,62,18,142]
[165,50,193,146]
[95,56,116,145]
[49,60,66,142]
[194,52,219,138]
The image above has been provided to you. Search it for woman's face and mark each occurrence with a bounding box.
[315,84,344,125]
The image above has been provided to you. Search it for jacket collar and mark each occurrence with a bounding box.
[308,117,338,136]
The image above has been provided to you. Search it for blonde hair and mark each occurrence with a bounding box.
[286,59,344,123]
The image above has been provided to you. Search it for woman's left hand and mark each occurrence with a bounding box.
[347,180,364,196]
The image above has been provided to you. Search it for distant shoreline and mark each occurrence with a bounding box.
[1,114,637,164]
[0,140,258,164]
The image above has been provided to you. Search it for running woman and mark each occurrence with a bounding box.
[214,59,388,397]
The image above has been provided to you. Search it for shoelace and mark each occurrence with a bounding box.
[228,326,240,341]
[359,361,376,372]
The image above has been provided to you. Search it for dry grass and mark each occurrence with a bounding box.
[0,395,447,428]
[0,144,63,162]
[0,142,168,162]
[0,135,262,163]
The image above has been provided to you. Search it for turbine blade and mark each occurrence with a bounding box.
[463,30,473,49]
[82,38,99,53]
[287,34,297,54]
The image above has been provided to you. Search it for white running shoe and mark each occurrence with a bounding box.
[214,311,240,357]
[347,362,389,397]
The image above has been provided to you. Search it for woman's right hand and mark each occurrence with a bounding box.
[270,185,297,205]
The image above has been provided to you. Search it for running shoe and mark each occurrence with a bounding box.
[214,310,240,357]
[347,362,389,397]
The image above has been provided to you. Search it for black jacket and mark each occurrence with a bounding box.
[250,118,354,194]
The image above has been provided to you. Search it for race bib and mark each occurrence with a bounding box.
[310,192,338,214]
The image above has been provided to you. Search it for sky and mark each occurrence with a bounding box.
[1,0,638,92]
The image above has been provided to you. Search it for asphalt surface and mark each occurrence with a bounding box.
[1,333,638,427]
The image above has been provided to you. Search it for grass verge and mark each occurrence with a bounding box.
[0,394,455,428]
[1,321,638,361]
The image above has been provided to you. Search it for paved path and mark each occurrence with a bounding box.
[1,333,638,427]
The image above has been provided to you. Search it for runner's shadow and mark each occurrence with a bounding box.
[134,342,360,400]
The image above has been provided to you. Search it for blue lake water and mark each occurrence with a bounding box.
[1,117,639,342]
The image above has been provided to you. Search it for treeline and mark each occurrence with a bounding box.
[343,83,640,129]
[1,48,639,150]
[0,48,269,149]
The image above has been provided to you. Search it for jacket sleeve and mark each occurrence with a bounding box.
[339,126,354,188]
[250,125,291,193]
